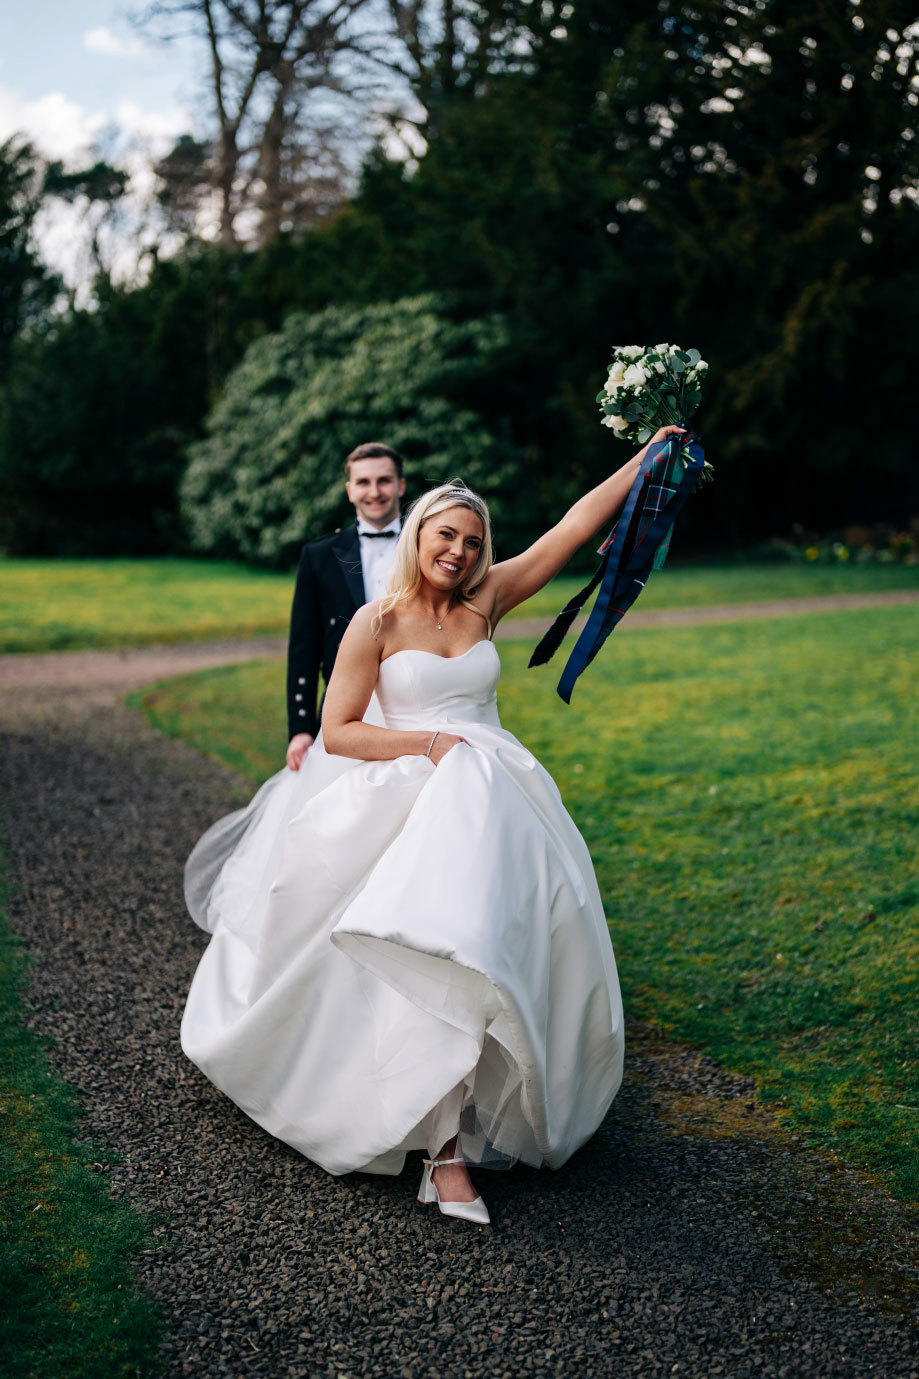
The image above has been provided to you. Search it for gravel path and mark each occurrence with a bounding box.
[2,658,918,1376]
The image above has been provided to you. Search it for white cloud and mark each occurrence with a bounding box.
[0,80,194,299]
[0,86,105,161]
[31,199,94,294]
[82,26,152,60]
[114,99,188,149]
[0,82,190,166]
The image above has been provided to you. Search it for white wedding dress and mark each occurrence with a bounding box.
[181,640,624,1176]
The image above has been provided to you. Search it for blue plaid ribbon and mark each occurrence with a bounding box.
[529,430,705,703]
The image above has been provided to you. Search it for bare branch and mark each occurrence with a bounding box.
[136,0,393,246]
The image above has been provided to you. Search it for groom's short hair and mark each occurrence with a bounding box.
[344,442,404,478]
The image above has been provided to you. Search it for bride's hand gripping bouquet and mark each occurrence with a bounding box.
[598,342,712,475]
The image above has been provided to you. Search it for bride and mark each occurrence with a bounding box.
[182,427,682,1225]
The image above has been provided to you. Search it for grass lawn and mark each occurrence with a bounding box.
[0,859,164,1377]
[513,558,919,622]
[0,558,294,654]
[3,554,919,653]
[131,605,919,1202]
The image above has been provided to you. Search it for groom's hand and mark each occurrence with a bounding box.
[286,733,314,771]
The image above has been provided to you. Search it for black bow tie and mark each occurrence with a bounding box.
[360,529,398,539]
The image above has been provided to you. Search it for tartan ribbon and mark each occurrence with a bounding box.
[528,429,705,703]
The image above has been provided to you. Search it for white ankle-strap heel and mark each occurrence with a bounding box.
[417,1155,490,1225]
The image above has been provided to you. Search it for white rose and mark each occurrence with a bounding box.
[623,363,647,387]
[696,359,708,371]
[655,362,666,374]
[654,342,670,353]
[610,414,631,432]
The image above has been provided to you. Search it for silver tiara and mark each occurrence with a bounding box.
[441,486,479,501]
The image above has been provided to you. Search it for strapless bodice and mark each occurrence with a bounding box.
[375,641,501,730]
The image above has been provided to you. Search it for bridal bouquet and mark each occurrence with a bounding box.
[597,343,714,483]
[531,344,712,699]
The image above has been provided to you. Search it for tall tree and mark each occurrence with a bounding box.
[153,134,215,239]
[596,0,919,534]
[344,0,919,539]
[138,0,385,245]
[0,138,56,376]
[42,158,131,288]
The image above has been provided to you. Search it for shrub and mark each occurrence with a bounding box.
[180,295,521,566]
[0,309,186,556]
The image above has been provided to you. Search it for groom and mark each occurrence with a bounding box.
[285,442,406,770]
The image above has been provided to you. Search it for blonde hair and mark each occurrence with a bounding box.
[371,480,493,637]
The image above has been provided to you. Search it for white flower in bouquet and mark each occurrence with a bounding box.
[623,362,648,387]
[595,341,714,483]
[603,362,626,403]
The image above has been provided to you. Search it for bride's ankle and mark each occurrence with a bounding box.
[431,1158,478,1203]
[435,1135,459,1161]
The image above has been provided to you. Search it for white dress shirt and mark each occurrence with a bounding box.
[357,517,402,602]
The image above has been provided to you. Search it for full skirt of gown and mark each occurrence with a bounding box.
[181,641,624,1176]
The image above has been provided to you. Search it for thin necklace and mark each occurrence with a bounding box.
[433,599,454,632]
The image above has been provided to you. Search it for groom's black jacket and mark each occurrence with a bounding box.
[287,525,365,740]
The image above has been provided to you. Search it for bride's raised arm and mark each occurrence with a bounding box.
[483,424,684,626]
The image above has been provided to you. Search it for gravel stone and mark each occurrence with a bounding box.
[1,664,917,1379]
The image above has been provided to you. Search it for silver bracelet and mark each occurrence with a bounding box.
[425,731,439,759]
